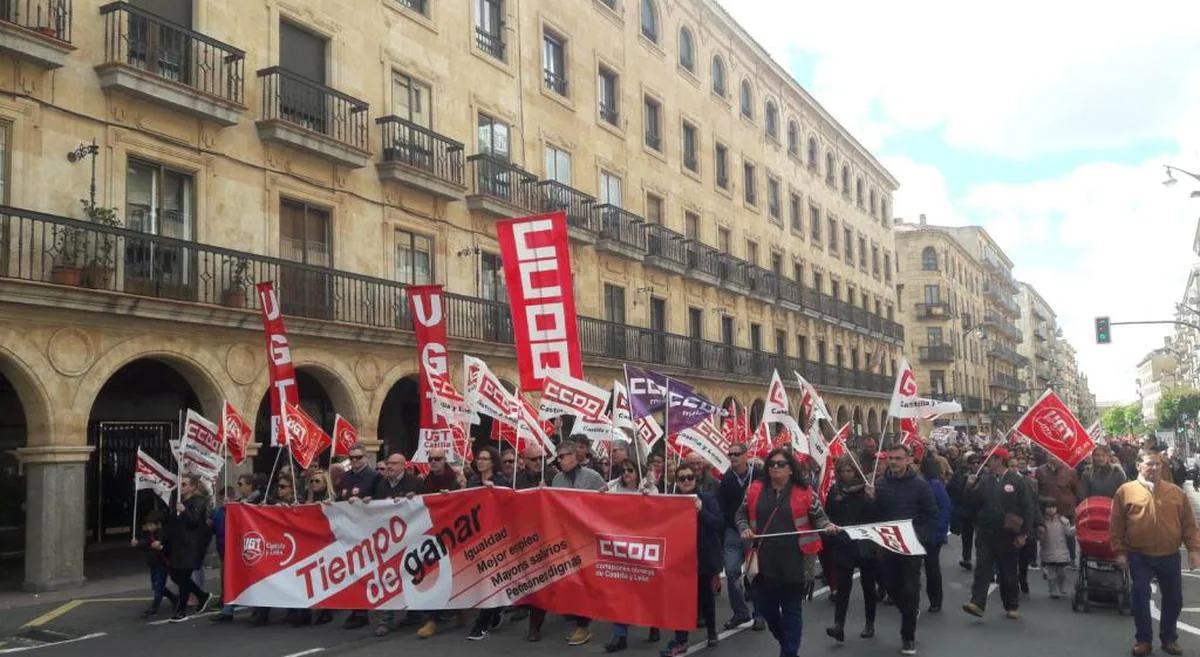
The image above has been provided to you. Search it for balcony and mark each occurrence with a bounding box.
[747,266,778,302]
[718,253,750,294]
[593,205,647,259]
[598,102,619,126]
[915,301,950,320]
[1035,344,1050,361]
[962,396,984,413]
[644,223,687,275]
[256,67,369,168]
[543,69,567,96]
[537,181,596,242]
[989,372,1025,392]
[0,0,74,68]
[374,116,465,200]
[1033,327,1046,342]
[988,343,1029,368]
[466,154,539,218]
[982,312,1019,340]
[919,344,955,363]
[475,26,505,61]
[96,3,245,126]
[684,240,721,286]
[830,297,854,324]
[779,278,803,310]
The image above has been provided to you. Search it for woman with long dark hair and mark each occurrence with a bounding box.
[165,473,213,622]
[467,446,511,641]
[920,452,952,613]
[736,448,838,657]
[659,463,724,656]
[824,454,881,642]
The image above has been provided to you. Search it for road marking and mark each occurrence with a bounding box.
[0,633,107,654]
[20,598,152,629]
[147,611,220,626]
[280,650,324,657]
[1151,583,1200,637]
[1181,607,1200,613]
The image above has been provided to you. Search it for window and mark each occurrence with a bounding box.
[597,66,619,125]
[841,166,850,194]
[817,339,827,364]
[544,144,571,184]
[812,270,823,292]
[481,252,506,301]
[880,199,890,224]
[871,245,880,276]
[604,283,626,323]
[923,284,940,304]
[711,55,726,96]
[884,252,892,283]
[827,218,838,253]
[718,227,731,253]
[639,0,658,42]
[797,335,808,361]
[650,297,666,332]
[685,211,699,239]
[0,122,7,205]
[807,137,818,169]
[765,101,778,139]
[793,262,803,282]
[682,121,698,172]
[742,161,757,205]
[749,323,762,352]
[856,177,864,207]
[776,329,787,356]
[770,252,782,275]
[721,316,734,345]
[869,190,878,216]
[787,121,799,155]
[810,204,821,242]
[825,152,835,184]
[739,80,753,118]
[844,227,853,263]
[392,72,431,128]
[125,159,195,290]
[477,113,510,159]
[714,143,729,188]
[930,371,945,395]
[928,327,943,345]
[789,193,802,232]
[542,30,567,95]
[600,171,622,206]
[767,176,781,220]
[643,95,661,151]
[688,307,703,339]
[859,236,867,268]
[279,199,332,316]
[395,228,432,284]
[645,193,664,224]
[474,0,505,61]
[830,279,839,300]
[746,240,758,265]
[678,26,694,71]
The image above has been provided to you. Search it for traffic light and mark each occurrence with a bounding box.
[1095,316,1111,344]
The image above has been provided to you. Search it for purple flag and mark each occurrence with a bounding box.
[623,365,720,434]
[624,364,667,418]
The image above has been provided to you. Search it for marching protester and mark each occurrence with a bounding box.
[963,448,1032,621]
[1038,499,1074,599]
[685,452,721,495]
[548,438,608,646]
[211,474,263,624]
[132,509,178,618]
[415,447,464,640]
[718,442,763,632]
[337,443,381,631]
[737,448,838,657]
[1110,451,1200,657]
[1077,444,1126,499]
[1012,452,1043,595]
[919,450,952,614]
[659,462,724,656]
[823,454,880,643]
[165,473,213,622]
[604,460,660,652]
[466,446,511,641]
[949,451,982,570]
[249,474,297,627]
[515,444,556,489]
[374,452,423,501]
[874,444,938,655]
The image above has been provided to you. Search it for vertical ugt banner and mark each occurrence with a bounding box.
[408,285,452,461]
[257,282,299,446]
[496,211,583,391]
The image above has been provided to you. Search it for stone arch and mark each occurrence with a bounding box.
[0,346,52,562]
[0,340,54,442]
[749,398,766,428]
[376,373,420,458]
[867,408,879,434]
[853,406,864,434]
[836,405,850,426]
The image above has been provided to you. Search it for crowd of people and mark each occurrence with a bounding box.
[131,430,1200,657]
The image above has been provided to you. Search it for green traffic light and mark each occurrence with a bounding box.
[1095,316,1111,344]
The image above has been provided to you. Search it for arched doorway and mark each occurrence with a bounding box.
[836,405,850,427]
[867,408,879,435]
[87,358,204,544]
[749,398,766,428]
[0,369,27,557]
[853,407,864,435]
[253,368,339,475]
[377,375,420,458]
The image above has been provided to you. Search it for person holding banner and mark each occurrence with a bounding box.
[545,439,607,646]
[962,447,1032,621]
[603,462,661,652]
[165,473,213,622]
[659,463,724,656]
[466,447,512,641]
[736,448,837,657]
[823,455,881,643]
[718,443,762,632]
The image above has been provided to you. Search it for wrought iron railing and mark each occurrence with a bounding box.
[915,302,950,318]
[598,102,619,125]
[645,223,687,267]
[100,2,245,104]
[2,0,71,42]
[376,115,465,186]
[475,26,504,60]
[467,154,539,212]
[537,181,596,233]
[718,253,750,289]
[779,278,802,307]
[593,205,647,252]
[747,266,778,298]
[257,67,369,151]
[686,240,720,279]
[543,69,567,95]
[919,344,955,362]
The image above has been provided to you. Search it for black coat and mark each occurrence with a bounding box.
[823,483,880,565]
[718,466,757,530]
[965,469,1034,538]
[166,494,210,570]
[695,492,725,576]
[875,467,939,548]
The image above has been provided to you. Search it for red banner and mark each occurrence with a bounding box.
[224,488,696,628]
[284,401,332,470]
[1014,390,1095,468]
[496,211,583,391]
[408,285,452,460]
[257,282,299,447]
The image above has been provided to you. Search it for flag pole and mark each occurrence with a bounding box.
[511,399,522,490]
[266,407,286,504]
[665,376,677,495]
[175,409,185,511]
[131,463,139,535]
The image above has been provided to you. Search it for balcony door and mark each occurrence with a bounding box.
[603,284,626,357]
[279,199,331,320]
[124,159,195,300]
[279,21,328,134]
[127,0,193,83]
[649,297,666,363]
[386,72,433,168]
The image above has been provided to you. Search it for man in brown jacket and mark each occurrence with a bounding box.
[1110,451,1200,657]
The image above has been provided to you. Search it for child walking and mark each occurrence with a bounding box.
[132,510,178,617]
[1037,500,1075,599]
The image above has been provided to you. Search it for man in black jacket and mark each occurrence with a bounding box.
[873,443,938,656]
[337,443,381,630]
[962,447,1032,620]
[717,443,763,630]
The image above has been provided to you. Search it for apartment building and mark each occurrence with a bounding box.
[0,0,903,589]
[1017,281,1056,404]
[1136,348,1179,428]
[1168,265,1200,390]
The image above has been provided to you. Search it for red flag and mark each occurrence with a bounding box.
[283,401,331,470]
[496,211,583,391]
[899,417,926,463]
[1013,390,1095,468]
[408,285,452,458]
[332,414,357,457]
[819,423,851,503]
[219,400,253,465]
[256,282,299,446]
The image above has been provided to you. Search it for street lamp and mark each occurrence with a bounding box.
[1163,165,1200,197]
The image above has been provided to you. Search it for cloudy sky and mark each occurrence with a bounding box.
[718,0,1200,404]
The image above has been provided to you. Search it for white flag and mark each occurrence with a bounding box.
[763,370,805,445]
[538,372,611,421]
[676,419,732,472]
[843,520,927,556]
[887,357,962,419]
[178,409,221,491]
[135,448,176,506]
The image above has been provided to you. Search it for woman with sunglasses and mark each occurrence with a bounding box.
[466,446,511,640]
[823,455,880,643]
[736,448,839,657]
[603,460,661,652]
[288,469,336,627]
[659,463,724,657]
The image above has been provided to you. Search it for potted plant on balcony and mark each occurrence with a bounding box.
[50,223,88,286]
[222,256,253,308]
[34,1,64,38]
[80,200,121,290]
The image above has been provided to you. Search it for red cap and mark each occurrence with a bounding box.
[991,447,1011,461]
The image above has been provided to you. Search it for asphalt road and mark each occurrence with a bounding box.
[3,534,1196,657]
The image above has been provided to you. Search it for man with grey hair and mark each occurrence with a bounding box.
[515,443,556,489]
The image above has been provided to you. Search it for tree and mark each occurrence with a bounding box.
[1124,403,1148,436]
[1155,387,1200,430]
[1101,405,1129,436]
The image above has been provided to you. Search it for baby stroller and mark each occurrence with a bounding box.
[1071,496,1130,614]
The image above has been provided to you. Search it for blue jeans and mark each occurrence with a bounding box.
[149,565,177,611]
[723,529,756,620]
[612,623,628,638]
[753,579,803,657]
[1129,552,1183,645]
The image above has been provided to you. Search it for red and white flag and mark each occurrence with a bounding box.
[179,409,222,491]
[409,285,472,460]
[1013,389,1096,468]
[256,282,299,446]
[763,370,805,449]
[887,357,961,419]
[794,371,832,432]
[332,414,357,457]
[675,418,733,471]
[843,520,927,556]
[900,417,926,463]
[135,448,176,505]
[283,401,331,470]
[613,380,661,455]
[818,423,851,504]
[220,400,253,466]
[538,372,611,421]
[496,211,583,391]
[465,356,553,454]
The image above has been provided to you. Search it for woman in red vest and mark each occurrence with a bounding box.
[736,448,839,657]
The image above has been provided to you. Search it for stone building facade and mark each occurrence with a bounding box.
[1017,281,1056,404]
[0,0,903,589]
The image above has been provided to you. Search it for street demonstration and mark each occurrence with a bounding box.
[131,212,1200,657]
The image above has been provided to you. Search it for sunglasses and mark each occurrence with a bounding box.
[622,468,637,473]
[727,451,746,458]
[677,475,696,482]
[429,456,445,462]
[556,454,572,459]
[768,460,790,469]
[349,455,365,461]
[503,459,515,465]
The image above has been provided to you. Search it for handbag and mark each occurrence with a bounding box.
[743,501,784,583]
